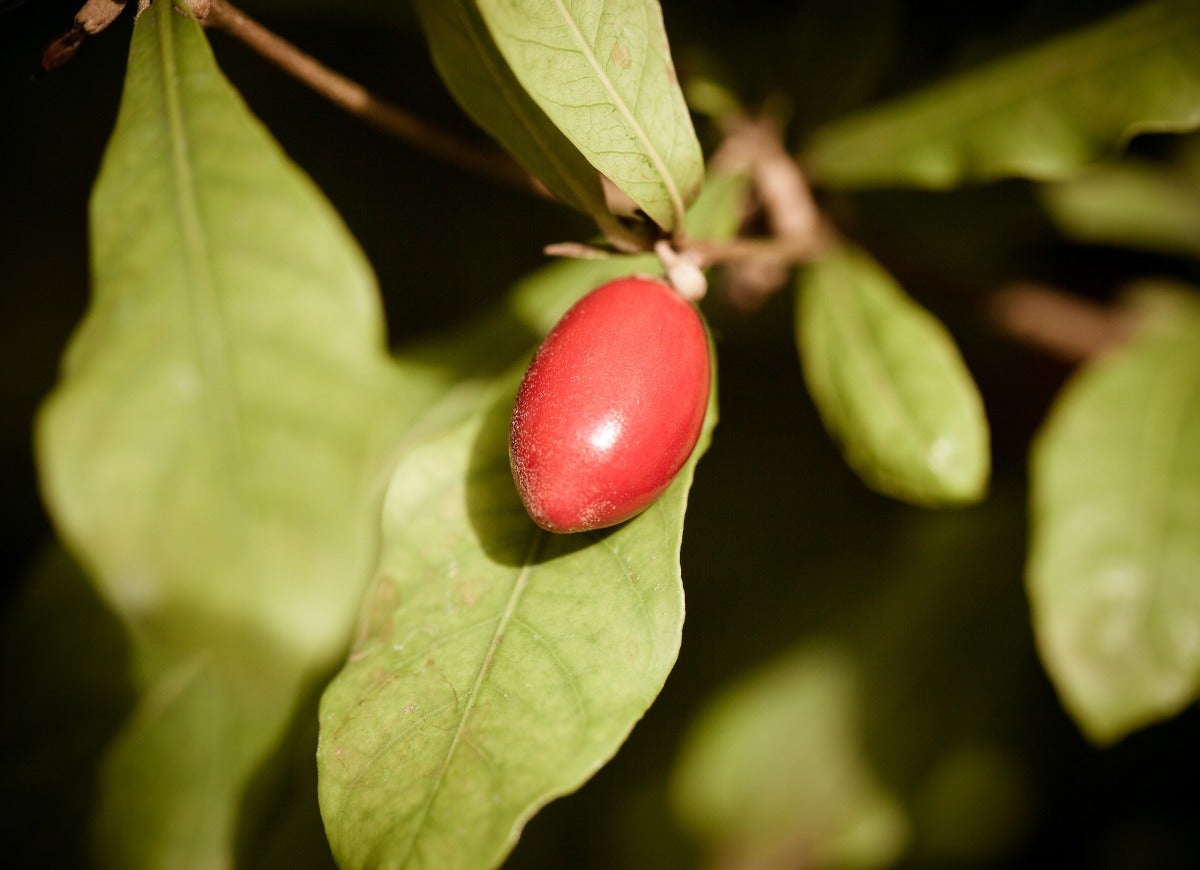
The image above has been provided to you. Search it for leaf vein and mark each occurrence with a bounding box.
[549,0,685,227]
[395,530,547,865]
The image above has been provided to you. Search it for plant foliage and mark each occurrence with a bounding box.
[5,0,1200,867]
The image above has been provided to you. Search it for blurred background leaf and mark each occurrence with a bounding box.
[0,546,134,868]
[802,0,1200,189]
[1028,287,1200,744]
[1040,156,1200,258]
[795,242,990,506]
[33,5,403,865]
[672,643,908,869]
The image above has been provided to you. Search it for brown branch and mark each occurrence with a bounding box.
[989,283,1139,362]
[682,234,827,268]
[42,0,128,70]
[707,113,832,309]
[196,0,541,195]
[727,117,821,243]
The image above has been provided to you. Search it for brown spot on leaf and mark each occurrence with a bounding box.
[453,581,478,607]
[610,41,631,70]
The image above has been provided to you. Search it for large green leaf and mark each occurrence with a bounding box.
[39,1,400,660]
[1039,159,1200,258]
[802,0,1200,189]
[476,0,703,231]
[414,0,640,246]
[795,243,990,506]
[318,363,716,869]
[671,644,908,870]
[35,2,400,864]
[313,168,742,870]
[1028,292,1200,744]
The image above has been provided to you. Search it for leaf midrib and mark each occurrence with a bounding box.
[396,530,547,867]
[820,257,936,477]
[449,2,610,230]
[155,3,242,457]
[549,0,685,228]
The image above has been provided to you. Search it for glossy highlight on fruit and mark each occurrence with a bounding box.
[509,276,711,533]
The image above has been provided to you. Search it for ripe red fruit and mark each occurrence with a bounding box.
[509,275,711,533]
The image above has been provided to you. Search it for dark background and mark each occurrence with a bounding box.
[3,1,1199,867]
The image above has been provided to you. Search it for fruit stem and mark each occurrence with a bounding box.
[654,241,707,301]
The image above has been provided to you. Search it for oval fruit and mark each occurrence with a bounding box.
[509,276,710,533]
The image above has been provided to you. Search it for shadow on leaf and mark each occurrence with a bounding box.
[465,387,602,568]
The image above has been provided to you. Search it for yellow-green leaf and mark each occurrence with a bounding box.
[35,3,401,864]
[314,168,743,870]
[795,243,990,506]
[803,0,1200,189]
[476,0,703,230]
[318,372,716,869]
[414,0,636,244]
[671,644,908,869]
[1039,159,1200,258]
[1028,293,1200,743]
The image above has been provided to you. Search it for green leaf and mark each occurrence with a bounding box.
[802,0,1200,189]
[414,0,635,244]
[317,366,717,870]
[476,0,703,231]
[795,243,990,506]
[38,0,399,666]
[35,2,400,864]
[313,167,742,870]
[1039,159,1200,258]
[671,644,908,870]
[1027,293,1200,744]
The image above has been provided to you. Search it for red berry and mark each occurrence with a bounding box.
[509,276,711,533]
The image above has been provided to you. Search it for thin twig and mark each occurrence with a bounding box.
[989,283,1139,362]
[543,242,612,260]
[707,113,831,309]
[42,0,128,70]
[198,0,540,195]
[682,234,827,267]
